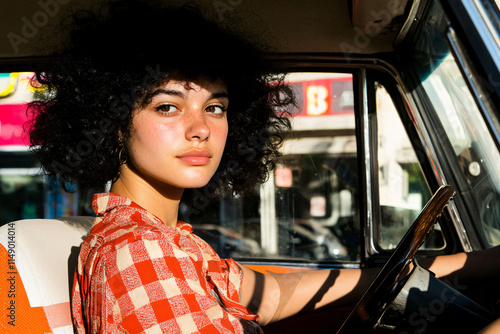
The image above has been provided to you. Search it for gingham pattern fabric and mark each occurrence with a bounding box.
[72,193,258,333]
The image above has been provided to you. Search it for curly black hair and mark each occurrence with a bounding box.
[27,0,294,201]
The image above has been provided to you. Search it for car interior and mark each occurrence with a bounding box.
[1,0,500,333]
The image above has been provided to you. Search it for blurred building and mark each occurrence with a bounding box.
[0,72,94,226]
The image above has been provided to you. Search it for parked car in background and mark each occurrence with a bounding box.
[192,224,262,258]
[1,0,500,332]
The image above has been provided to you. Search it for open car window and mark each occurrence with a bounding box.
[0,72,96,224]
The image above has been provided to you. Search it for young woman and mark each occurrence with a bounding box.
[28,2,294,332]
[28,1,499,333]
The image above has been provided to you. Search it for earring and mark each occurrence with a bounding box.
[117,140,128,165]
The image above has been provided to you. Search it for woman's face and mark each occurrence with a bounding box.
[126,80,229,190]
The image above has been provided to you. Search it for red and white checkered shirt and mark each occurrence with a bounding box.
[72,193,259,333]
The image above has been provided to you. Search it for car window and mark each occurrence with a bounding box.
[421,56,500,247]
[183,72,361,263]
[407,0,500,248]
[0,72,94,226]
[375,82,445,251]
[0,72,44,224]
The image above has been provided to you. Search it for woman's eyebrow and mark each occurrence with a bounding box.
[211,92,229,100]
[149,89,228,100]
[150,89,184,98]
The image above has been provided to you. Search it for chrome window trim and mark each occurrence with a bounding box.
[469,0,500,68]
[446,200,473,251]
[239,260,360,270]
[446,26,500,154]
[359,68,378,256]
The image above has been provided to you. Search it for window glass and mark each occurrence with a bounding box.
[183,72,361,262]
[274,135,359,261]
[375,83,445,250]
[0,72,45,225]
[421,55,500,247]
[408,0,500,247]
[0,72,94,226]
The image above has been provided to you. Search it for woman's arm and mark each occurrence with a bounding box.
[239,245,500,325]
[478,318,500,334]
[420,245,500,305]
[239,265,378,325]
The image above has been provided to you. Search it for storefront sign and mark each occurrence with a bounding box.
[290,76,354,117]
[0,104,30,147]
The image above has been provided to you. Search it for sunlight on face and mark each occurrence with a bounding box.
[126,80,229,191]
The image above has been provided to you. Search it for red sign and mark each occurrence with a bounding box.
[290,76,354,117]
[0,104,30,147]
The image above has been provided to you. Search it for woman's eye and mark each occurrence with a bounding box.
[154,104,179,114]
[206,105,226,115]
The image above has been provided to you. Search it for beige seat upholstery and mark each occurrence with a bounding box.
[0,217,93,334]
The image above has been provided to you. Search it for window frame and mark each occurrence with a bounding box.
[249,59,463,268]
[364,69,462,261]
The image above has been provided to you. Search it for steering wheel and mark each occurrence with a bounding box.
[336,185,454,333]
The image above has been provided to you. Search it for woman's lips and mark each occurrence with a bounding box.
[177,149,212,166]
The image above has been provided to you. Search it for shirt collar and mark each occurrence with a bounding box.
[92,192,192,232]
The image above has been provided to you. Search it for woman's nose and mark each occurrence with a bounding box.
[185,111,210,141]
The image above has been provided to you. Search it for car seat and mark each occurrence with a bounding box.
[0,217,93,334]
